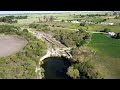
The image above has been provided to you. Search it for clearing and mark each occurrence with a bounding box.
[0,35,27,57]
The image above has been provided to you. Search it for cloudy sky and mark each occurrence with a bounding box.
[0,11,109,14]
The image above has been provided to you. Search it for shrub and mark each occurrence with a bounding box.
[23,29,28,33]
[115,33,120,39]
[67,66,80,79]
[103,28,110,33]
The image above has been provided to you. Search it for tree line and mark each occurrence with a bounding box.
[0,15,27,23]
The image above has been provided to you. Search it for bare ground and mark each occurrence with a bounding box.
[0,35,28,57]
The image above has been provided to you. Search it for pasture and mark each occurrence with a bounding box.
[88,33,120,78]
[88,24,120,33]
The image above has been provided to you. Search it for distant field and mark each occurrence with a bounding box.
[87,33,120,78]
[105,19,120,23]
[88,25,120,33]
[17,18,39,25]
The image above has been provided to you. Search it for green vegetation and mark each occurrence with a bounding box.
[67,47,102,79]
[0,25,47,79]
[88,33,120,57]
[67,66,80,79]
[103,28,111,33]
[0,25,19,34]
[87,17,106,22]
[116,33,120,39]
[53,28,90,47]
[0,15,27,24]
[105,19,120,23]
[29,21,80,30]
[88,24,120,33]
[87,33,120,78]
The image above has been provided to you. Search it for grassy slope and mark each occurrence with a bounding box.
[87,33,120,78]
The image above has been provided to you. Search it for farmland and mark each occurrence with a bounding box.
[88,33,120,78]
[88,25,120,33]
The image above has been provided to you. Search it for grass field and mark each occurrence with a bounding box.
[87,33,120,78]
[88,25,120,33]
[105,18,120,23]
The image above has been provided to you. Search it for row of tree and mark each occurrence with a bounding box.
[38,16,55,22]
[0,15,27,23]
[73,13,111,18]
[3,15,28,19]
[0,17,17,23]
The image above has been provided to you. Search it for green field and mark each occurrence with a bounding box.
[88,33,120,78]
[88,25,120,33]
[105,18,120,23]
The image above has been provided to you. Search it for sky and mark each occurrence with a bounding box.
[0,11,79,14]
[0,11,111,14]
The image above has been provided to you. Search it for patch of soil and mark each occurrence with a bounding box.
[0,35,28,57]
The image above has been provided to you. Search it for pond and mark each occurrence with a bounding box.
[42,57,72,79]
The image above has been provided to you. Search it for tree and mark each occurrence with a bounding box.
[23,29,28,33]
[80,22,86,26]
[67,66,80,79]
[113,12,118,16]
[116,33,120,39]
[38,18,41,22]
[76,39,86,48]
[114,15,120,19]
[104,28,110,33]
[78,28,84,34]
[61,19,65,22]
[49,16,54,22]
[83,33,90,40]
[43,16,47,22]
[105,13,108,16]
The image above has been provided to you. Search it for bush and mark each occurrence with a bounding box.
[61,19,65,22]
[103,28,110,33]
[115,33,120,39]
[67,66,80,79]
[80,22,86,26]
[23,29,28,33]
[53,29,88,47]
[67,60,102,79]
